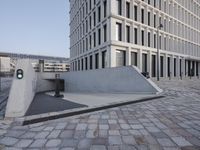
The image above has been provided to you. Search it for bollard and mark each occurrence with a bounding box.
[54,74,64,98]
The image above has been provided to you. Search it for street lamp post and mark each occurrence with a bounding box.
[157,24,163,81]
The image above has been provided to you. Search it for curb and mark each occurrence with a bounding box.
[21,95,165,125]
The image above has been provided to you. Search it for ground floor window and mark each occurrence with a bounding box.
[116,50,126,67]
[151,55,156,77]
[95,53,99,69]
[102,50,106,68]
[174,58,176,77]
[90,55,93,70]
[167,57,170,77]
[131,52,137,66]
[142,53,147,72]
[160,56,164,77]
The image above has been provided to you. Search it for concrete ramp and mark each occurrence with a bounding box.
[61,66,162,94]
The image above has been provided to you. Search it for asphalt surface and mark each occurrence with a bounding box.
[25,93,88,116]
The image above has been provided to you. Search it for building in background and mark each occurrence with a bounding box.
[69,0,200,78]
[0,52,70,74]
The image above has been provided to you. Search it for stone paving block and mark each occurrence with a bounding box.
[55,123,67,130]
[34,131,49,139]
[92,138,108,145]
[0,137,18,146]
[15,139,33,148]
[60,148,75,150]
[60,130,74,138]
[47,130,61,139]
[129,130,142,136]
[88,124,98,130]
[6,130,25,138]
[108,120,117,124]
[107,145,120,150]
[61,139,78,147]
[74,130,86,139]
[146,126,161,133]
[45,139,61,147]
[44,127,54,131]
[90,145,107,150]
[76,124,87,130]
[86,130,97,138]
[21,131,36,139]
[99,130,108,138]
[122,135,136,145]
[66,123,77,130]
[130,124,144,130]
[29,139,47,148]
[108,136,122,145]
[109,130,120,136]
[157,138,175,147]
[99,124,109,130]
[171,137,192,147]
[77,139,92,149]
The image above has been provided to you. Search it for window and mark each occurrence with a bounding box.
[141,8,144,24]
[134,5,138,21]
[141,30,144,46]
[103,24,107,42]
[174,58,176,77]
[98,6,101,22]
[131,52,137,66]
[152,55,156,77]
[89,35,92,49]
[126,2,130,18]
[148,32,151,47]
[148,0,150,4]
[116,22,122,41]
[104,0,107,17]
[85,57,88,70]
[154,14,156,28]
[116,0,122,15]
[154,34,156,48]
[134,28,138,44]
[86,20,88,33]
[126,25,130,43]
[142,54,147,72]
[89,0,92,10]
[102,51,106,68]
[95,53,99,69]
[89,16,92,29]
[98,28,101,45]
[93,12,96,26]
[93,32,96,47]
[116,50,126,67]
[154,0,156,7]
[148,12,150,26]
[90,55,93,69]
[81,59,84,70]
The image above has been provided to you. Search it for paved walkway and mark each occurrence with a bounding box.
[0,79,200,150]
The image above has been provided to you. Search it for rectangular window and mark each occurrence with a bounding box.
[160,56,164,77]
[116,22,122,41]
[148,12,150,26]
[95,53,99,69]
[126,2,130,18]
[98,6,101,22]
[104,0,107,17]
[102,51,106,68]
[116,0,122,15]
[81,59,84,70]
[89,16,92,29]
[134,28,138,44]
[154,14,156,28]
[86,20,88,33]
[141,30,144,46]
[90,55,93,69]
[85,57,88,70]
[126,25,130,43]
[148,0,150,4]
[142,53,147,72]
[141,8,144,24]
[131,52,137,66]
[134,5,138,21]
[93,32,96,47]
[93,12,96,26]
[152,55,156,77]
[174,58,176,77]
[154,34,156,48]
[154,0,156,7]
[89,35,92,49]
[148,32,151,47]
[103,24,107,42]
[98,28,101,45]
[89,0,92,10]
[116,50,126,67]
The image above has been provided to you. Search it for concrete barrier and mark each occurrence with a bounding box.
[61,66,162,94]
[5,59,37,118]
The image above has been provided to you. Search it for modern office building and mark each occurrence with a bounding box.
[69,0,200,78]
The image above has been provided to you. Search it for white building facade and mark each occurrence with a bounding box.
[69,0,200,78]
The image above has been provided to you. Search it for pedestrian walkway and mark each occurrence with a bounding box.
[0,79,200,150]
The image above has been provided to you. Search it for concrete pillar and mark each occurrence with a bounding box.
[181,58,186,77]
[147,51,152,77]
[137,49,142,71]
[163,54,168,78]
[109,46,116,67]
[185,60,188,76]
[170,55,174,78]
[194,61,196,77]
[99,51,102,69]
[176,56,180,78]
[126,47,131,66]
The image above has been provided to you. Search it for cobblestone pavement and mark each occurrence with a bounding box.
[1,79,200,150]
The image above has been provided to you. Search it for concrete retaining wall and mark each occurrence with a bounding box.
[61,66,162,94]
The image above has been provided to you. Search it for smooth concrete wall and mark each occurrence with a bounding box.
[61,66,162,94]
[5,59,37,118]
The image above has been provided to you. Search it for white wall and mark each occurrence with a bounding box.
[61,66,162,94]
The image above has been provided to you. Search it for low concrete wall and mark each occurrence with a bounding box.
[5,59,37,118]
[61,66,162,94]
[5,60,59,118]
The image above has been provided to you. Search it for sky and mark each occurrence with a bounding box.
[0,0,70,58]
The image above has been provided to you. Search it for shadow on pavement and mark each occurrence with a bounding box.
[25,93,88,116]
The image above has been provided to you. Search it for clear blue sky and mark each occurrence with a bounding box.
[0,0,70,58]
